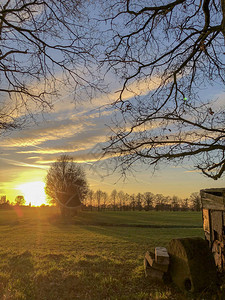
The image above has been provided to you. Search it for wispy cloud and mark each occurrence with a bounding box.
[0,157,49,169]
[1,120,87,148]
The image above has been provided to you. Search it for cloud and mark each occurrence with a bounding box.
[1,119,88,148]
[0,157,49,169]
[15,125,109,154]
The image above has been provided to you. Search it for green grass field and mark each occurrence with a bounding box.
[0,208,214,299]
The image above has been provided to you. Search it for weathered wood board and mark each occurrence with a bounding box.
[201,189,225,211]
[212,240,223,271]
[211,210,223,238]
[201,188,225,271]
[201,193,225,210]
[202,209,210,233]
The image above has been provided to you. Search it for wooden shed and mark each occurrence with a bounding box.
[200,188,225,271]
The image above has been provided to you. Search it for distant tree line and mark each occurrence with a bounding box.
[82,190,201,212]
[0,195,27,209]
[0,190,201,212]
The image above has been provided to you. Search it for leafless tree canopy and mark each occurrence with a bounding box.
[45,155,88,216]
[98,0,225,179]
[0,0,99,132]
[1,1,225,179]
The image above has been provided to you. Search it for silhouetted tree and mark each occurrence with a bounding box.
[190,192,201,211]
[45,155,88,217]
[123,193,130,210]
[118,190,125,211]
[0,195,7,204]
[136,193,143,211]
[181,198,189,211]
[96,190,104,211]
[101,191,108,210]
[0,195,11,209]
[110,189,117,211]
[130,194,136,211]
[171,196,180,211]
[144,192,154,211]
[15,195,26,206]
[87,190,94,211]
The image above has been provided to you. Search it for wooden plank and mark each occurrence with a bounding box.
[200,188,225,195]
[201,194,225,210]
[211,211,223,238]
[145,251,154,266]
[201,188,225,210]
[201,192,224,201]
[212,240,223,271]
[145,251,169,272]
[203,209,210,233]
[155,247,169,265]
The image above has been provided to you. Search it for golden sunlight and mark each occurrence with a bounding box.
[17,181,47,206]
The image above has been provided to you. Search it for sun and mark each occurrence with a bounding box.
[17,181,47,206]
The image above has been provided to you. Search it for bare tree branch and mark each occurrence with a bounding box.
[0,0,102,133]
[98,0,225,179]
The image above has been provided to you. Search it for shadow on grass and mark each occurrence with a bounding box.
[1,251,222,300]
[49,213,202,229]
[79,225,204,248]
[1,251,35,299]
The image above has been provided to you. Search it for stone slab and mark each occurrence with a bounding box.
[155,247,169,264]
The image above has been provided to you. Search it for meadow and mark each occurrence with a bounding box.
[0,208,216,299]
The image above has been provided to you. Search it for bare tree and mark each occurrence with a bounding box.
[171,195,181,211]
[96,189,103,211]
[190,192,201,211]
[117,190,125,211]
[144,192,154,211]
[87,189,94,211]
[45,155,88,216]
[130,193,136,211]
[181,198,189,211]
[98,0,225,180]
[154,193,168,210]
[101,191,108,210]
[124,192,130,210]
[136,192,143,211]
[110,189,117,211]
[0,0,100,133]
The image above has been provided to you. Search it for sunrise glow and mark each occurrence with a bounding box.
[17,181,47,206]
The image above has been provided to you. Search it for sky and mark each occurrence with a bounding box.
[0,1,224,206]
[0,78,224,206]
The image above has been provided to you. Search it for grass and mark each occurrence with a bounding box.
[74,210,203,227]
[0,208,219,299]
